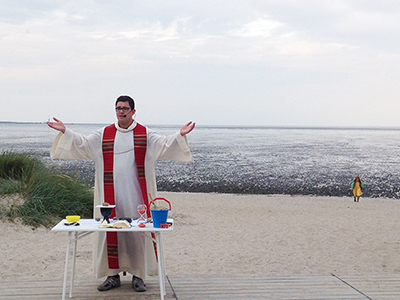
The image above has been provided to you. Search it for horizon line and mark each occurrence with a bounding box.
[1,120,400,131]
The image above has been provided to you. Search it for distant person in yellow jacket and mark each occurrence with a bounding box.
[351,176,364,202]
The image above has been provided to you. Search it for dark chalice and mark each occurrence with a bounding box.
[96,204,116,223]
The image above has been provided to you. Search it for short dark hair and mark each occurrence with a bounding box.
[116,95,135,110]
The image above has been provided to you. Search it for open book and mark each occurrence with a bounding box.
[100,220,131,228]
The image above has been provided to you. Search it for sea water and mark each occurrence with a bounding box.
[1,122,400,198]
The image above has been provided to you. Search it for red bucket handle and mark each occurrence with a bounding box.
[149,197,171,210]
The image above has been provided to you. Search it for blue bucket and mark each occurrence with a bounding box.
[151,209,169,228]
[150,197,171,228]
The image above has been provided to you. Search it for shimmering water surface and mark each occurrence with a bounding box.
[2,122,400,198]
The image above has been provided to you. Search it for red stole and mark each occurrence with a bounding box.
[102,123,148,269]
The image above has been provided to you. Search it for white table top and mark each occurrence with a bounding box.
[51,218,174,232]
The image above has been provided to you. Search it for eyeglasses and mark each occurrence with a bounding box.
[115,107,131,112]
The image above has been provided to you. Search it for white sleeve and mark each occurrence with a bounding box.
[50,127,103,160]
[147,129,193,162]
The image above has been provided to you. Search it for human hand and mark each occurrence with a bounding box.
[47,117,66,133]
[180,121,196,136]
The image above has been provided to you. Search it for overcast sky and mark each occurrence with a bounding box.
[1,1,400,127]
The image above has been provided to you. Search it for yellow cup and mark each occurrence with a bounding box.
[66,215,80,223]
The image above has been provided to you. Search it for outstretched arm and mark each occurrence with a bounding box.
[180,121,195,136]
[47,117,66,134]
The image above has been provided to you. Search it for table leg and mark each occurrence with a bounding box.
[69,232,78,298]
[159,233,166,296]
[62,232,72,300]
[155,232,166,300]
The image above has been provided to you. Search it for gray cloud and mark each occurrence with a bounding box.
[1,0,399,126]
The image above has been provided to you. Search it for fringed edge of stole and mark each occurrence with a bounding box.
[133,125,158,260]
[102,124,119,269]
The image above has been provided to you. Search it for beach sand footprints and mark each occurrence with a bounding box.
[169,211,198,226]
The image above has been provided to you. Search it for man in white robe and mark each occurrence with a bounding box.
[47,95,195,292]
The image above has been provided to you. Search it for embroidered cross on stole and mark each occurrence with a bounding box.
[102,123,149,269]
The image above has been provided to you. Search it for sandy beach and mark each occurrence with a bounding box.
[1,192,400,281]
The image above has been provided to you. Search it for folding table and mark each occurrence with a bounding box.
[52,218,173,300]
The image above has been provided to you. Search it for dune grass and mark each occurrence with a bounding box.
[0,152,93,228]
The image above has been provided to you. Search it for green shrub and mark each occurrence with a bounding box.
[0,152,38,181]
[0,178,25,194]
[0,152,93,227]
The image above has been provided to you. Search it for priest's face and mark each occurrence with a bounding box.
[116,101,135,128]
